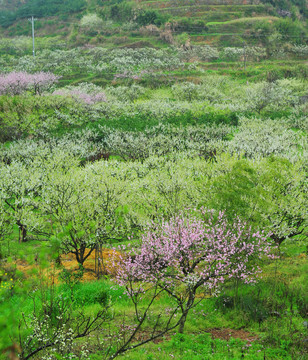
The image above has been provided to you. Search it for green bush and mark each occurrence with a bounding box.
[135,9,168,26]
[274,18,305,43]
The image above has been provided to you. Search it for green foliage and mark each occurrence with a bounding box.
[135,10,167,27]
[110,3,133,22]
[121,332,293,359]
[0,0,87,28]
[0,205,13,259]
[0,94,79,141]
[205,155,307,245]
[274,18,305,43]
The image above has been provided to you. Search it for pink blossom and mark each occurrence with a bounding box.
[0,71,59,95]
[115,209,275,292]
[53,89,107,105]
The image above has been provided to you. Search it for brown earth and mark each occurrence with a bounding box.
[133,328,257,344]
[205,328,258,342]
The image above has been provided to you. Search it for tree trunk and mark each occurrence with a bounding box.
[178,292,196,334]
[17,221,28,243]
[75,250,85,266]
[55,254,62,267]
[21,225,27,242]
[178,310,189,334]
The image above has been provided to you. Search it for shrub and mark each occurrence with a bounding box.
[106,84,146,102]
[172,82,200,102]
[179,45,219,62]
[53,82,107,105]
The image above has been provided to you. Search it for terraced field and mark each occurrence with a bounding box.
[137,0,293,45]
[139,0,269,21]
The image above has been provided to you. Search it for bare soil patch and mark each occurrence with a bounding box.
[15,248,122,282]
[205,328,258,342]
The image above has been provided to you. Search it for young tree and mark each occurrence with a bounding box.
[171,82,200,102]
[115,209,274,334]
[41,165,95,266]
[80,13,103,31]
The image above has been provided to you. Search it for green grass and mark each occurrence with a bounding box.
[116,333,290,360]
[1,228,307,358]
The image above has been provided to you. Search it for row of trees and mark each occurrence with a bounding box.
[0,153,306,263]
[2,45,307,80]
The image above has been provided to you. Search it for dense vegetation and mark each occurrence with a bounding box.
[0,0,307,359]
[0,0,87,28]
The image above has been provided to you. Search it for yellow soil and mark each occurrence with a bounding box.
[15,248,122,283]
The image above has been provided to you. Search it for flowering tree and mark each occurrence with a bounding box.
[80,13,103,32]
[53,82,107,105]
[30,72,60,95]
[172,82,200,102]
[0,72,31,95]
[41,164,96,266]
[107,84,146,102]
[41,160,127,267]
[0,72,59,96]
[245,81,295,114]
[115,209,274,334]
[53,89,107,105]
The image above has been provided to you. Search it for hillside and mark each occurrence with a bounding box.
[0,0,307,359]
[0,0,307,51]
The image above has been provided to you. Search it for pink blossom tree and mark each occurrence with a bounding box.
[30,72,60,95]
[115,209,274,335]
[0,72,31,95]
[0,71,59,96]
[53,89,107,105]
